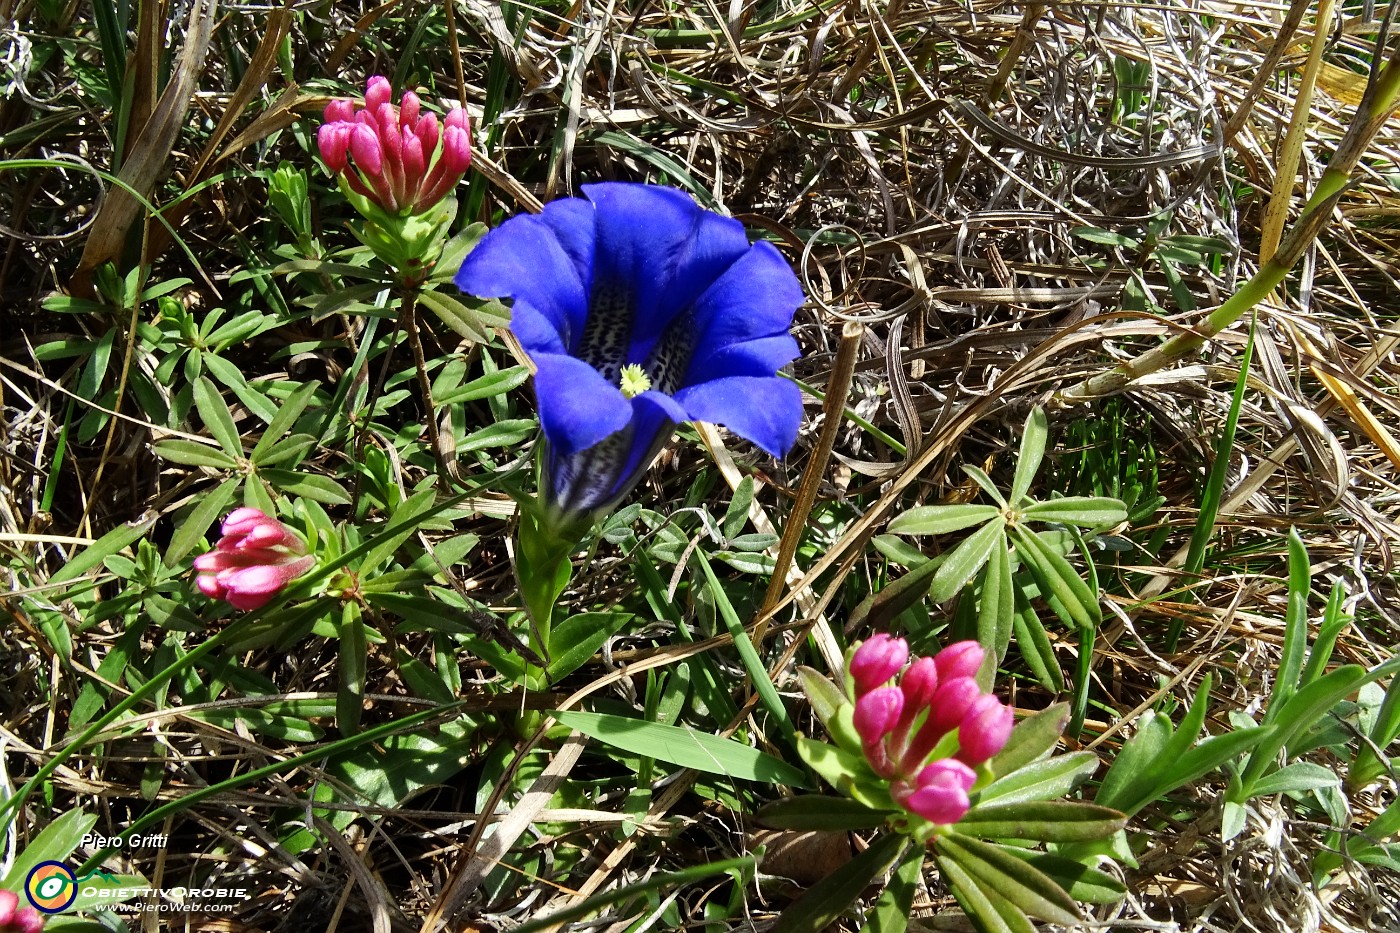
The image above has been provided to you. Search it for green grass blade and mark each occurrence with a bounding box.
[695,551,799,748]
[551,711,810,787]
[1172,317,1256,649]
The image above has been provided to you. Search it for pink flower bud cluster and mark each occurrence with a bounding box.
[0,890,44,933]
[194,508,314,611]
[849,636,1014,825]
[318,76,472,215]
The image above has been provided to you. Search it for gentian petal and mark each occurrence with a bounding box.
[580,182,751,357]
[684,240,806,369]
[457,182,806,525]
[533,353,631,456]
[510,303,569,356]
[687,334,800,382]
[454,207,592,350]
[674,375,803,457]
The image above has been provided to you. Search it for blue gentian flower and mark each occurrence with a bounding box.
[455,182,805,521]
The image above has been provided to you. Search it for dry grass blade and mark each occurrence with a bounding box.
[71,0,217,291]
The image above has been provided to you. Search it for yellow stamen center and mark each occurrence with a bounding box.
[619,364,652,399]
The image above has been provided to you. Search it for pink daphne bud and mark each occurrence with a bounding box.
[934,640,985,682]
[0,889,45,933]
[897,676,982,771]
[898,656,939,709]
[853,686,904,777]
[903,758,977,825]
[957,693,1014,766]
[220,507,294,548]
[853,686,904,746]
[318,76,472,215]
[848,634,908,697]
[193,509,314,611]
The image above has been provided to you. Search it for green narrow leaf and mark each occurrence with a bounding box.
[888,504,1002,536]
[76,328,115,401]
[512,854,758,933]
[1011,590,1062,693]
[956,800,1125,842]
[307,281,383,317]
[988,704,1070,776]
[552,711,810,788]
[396,652,458,705]
[859,844,923,933]
[249,380,320,462]
[337,602,366,734]
[254,433,318,468]
[51,512,161,585]
[931,520,1005,603]
[164,476,241,565]
[722,475,755,539]
[937,850,1034,933]
[1009,407,1049,506]
[90,0,126,110]
[193,375,244,458]
[978,751,1098,805]
[798,665,848,732]
[1154,676,1213,772]
[1267,527,1311,719]
[1221,800,1248,842]
[1009,525,1100,628]
[937,833,1082,925]
[1300,581,1348,689]
[436,365,530,405]
[1018,497,1128,526]
[459,419,538,453]
[418,288,510,343]
[151,438,239,469]
[260,468,352,504]
[1007,849,1127,904]
[757,796,893,832]
[849,549,944,631]
[1351,672,1400,788]
[1241,665,1368,793]
[774,833,906,933]
[1249,761,1339,797]
[1071,226,1139,248]
[547,611,634,680]
[978,534,1015,661]
[1147,727,1268,816]
[362,489,437,573]
[1093,710,1172,812]
[0,809,99,888]
[798,736,887,807]
[1158,254,1197,311]
[203,352,277,423]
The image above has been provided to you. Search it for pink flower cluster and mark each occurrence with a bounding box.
[849,636,1014,825]
[318,76,472,215]
[194,508,314,611]
[0,890,43,933]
